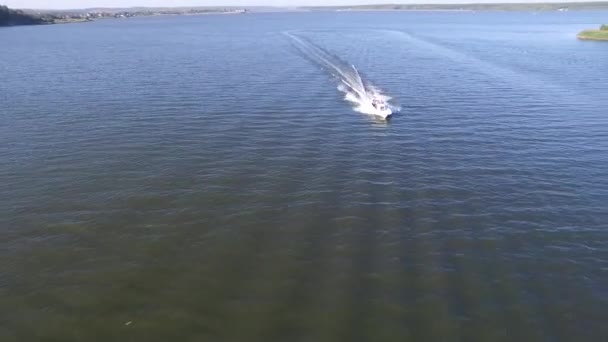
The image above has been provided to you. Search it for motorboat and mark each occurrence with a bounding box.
[372,98,393,119]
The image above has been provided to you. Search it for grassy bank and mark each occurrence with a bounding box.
[578,25,608,41]
[52,18,93,24]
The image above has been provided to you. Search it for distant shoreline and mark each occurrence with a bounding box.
[4,2,608,28]
[14,1,608,14]
[302,2,608,12]
[39,11,247,26]
[1,5,250,27]
[12,8,248,26]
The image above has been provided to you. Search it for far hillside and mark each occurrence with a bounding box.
[302,1,608,11]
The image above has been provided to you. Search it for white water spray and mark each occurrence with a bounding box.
[285,32,399,118]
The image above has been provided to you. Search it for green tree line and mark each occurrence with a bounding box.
[0,4,48,26]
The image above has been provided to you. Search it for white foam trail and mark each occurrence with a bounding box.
[285,32,399,118]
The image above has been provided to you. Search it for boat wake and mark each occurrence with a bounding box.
[285,32,399,119]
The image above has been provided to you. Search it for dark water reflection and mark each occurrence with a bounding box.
[1,11,607,341]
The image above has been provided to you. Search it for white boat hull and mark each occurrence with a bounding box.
[372,107,393,120]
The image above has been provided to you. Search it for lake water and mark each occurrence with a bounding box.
[1,10,607,341]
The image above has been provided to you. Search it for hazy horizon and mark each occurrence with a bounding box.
[3,0,598,10]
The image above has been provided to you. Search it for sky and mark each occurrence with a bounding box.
[4,0,586,10]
